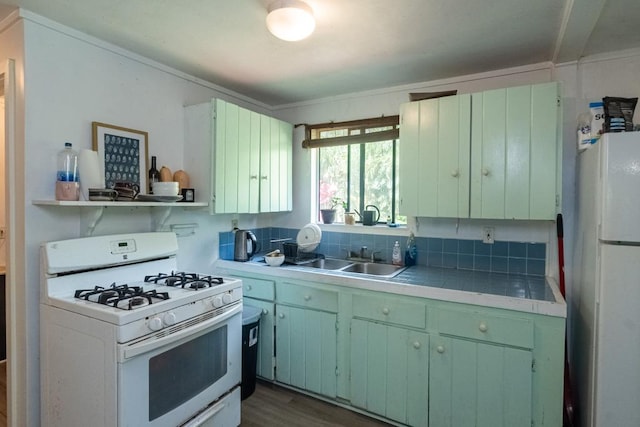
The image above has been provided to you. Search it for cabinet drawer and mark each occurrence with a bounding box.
[277,282,338,312]
[352,294,426,329]
[437,308,533,349]
[236,276,275,301]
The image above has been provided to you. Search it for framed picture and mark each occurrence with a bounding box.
[92,122,148,192]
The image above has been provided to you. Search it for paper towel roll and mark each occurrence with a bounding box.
[78,149,104,200]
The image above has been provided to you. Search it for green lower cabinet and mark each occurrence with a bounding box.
[350,319,429,427]
[275,304,338,398]
[244,298,275,380]
[429,337,533,427]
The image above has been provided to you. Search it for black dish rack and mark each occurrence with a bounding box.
[281,242,322,265]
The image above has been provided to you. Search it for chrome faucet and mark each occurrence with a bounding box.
[371,250,382,262]
[360,246,368,259]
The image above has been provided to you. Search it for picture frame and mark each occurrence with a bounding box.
[92,122,148,192]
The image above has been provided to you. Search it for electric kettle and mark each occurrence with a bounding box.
[234,229,258,262]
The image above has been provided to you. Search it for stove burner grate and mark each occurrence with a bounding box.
[75,283,169,310]
[144,272,224,290]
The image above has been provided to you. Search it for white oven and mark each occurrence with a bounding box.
[40,232,243,427]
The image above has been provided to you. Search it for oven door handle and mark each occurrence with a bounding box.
[121,303,242,361]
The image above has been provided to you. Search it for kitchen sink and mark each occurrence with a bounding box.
[297,258,353,270]
[340,262,405,277]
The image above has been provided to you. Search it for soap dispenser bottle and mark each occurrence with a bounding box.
[392,241,402,266]
[405,232,417,266]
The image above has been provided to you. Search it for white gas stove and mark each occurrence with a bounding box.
[40,232,243,427]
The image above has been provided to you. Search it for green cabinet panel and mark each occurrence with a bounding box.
[350,319,429,427]
[429,337,532,427]
[352,293,426,329]
[239,276,275,301]
[278,281,338,312]
[259,115,293,213]
[399,94,471,218]
[399,101,420,215]
[436,307,534,349]
[275,304,337,398]
[244,298,275,380]
[470,82,560,219]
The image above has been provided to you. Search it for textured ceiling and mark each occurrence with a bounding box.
[0,0,639,106]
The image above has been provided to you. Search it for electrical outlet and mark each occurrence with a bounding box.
[483,227,494,244]
[231,219,238,230]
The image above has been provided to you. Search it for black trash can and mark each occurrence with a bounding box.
[241,305,262,400]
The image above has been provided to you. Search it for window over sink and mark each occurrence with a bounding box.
[303,116,406,225]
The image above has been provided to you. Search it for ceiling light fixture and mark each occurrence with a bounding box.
[266,0,316,42]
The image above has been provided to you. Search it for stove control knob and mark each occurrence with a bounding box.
[222,293,232,304]
[212,296,224,308]
[149,317,163,331]
[163,312,177,326]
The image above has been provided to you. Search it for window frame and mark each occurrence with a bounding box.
[305,116,400,224]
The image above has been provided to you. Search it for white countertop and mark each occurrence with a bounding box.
[215,259,566,318]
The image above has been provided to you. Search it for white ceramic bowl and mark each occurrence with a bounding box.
[264,253,285,267]
[153,181,179,196]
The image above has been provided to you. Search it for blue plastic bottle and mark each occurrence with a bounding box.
[404,232,417,266]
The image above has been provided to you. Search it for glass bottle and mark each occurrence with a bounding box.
[148,155,159,194]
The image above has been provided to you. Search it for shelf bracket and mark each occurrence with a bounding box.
[152,206,173,231]
[80,206,105,236]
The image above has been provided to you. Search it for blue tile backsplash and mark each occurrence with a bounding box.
[219,228,547,276]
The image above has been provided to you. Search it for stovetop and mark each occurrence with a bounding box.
[73,272,227,311]
[41,233,243,334]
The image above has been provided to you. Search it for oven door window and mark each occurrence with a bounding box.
[148,325,227,421]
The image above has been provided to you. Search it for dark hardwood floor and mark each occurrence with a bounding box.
[241,381,392,427]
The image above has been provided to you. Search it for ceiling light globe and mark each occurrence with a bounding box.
[266,0,316,42]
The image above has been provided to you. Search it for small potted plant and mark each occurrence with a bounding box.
[343,200,356,225]
[320,197,341,224]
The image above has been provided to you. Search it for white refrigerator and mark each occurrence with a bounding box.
[574,131,640,427]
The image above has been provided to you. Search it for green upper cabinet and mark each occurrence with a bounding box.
[183,98,292,214]
[399,94,471,218]
[470,82,560,219]
[399,82,561,220]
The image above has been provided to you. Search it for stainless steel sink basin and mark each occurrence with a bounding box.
[340,262,405,277]
[297,258,353,270]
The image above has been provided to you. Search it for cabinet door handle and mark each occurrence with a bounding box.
[382,307,390,315]
[262,309,269,315]
[436,345,445,354]
[413,341,421,349]
[278,313,285,319]
[250,175,258,180]
[304,295,311,301]
[246,285,252,291]
[482,168,490,176]
[261,175,268,180]
[478,322,488,332]
[451,169,460,178]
